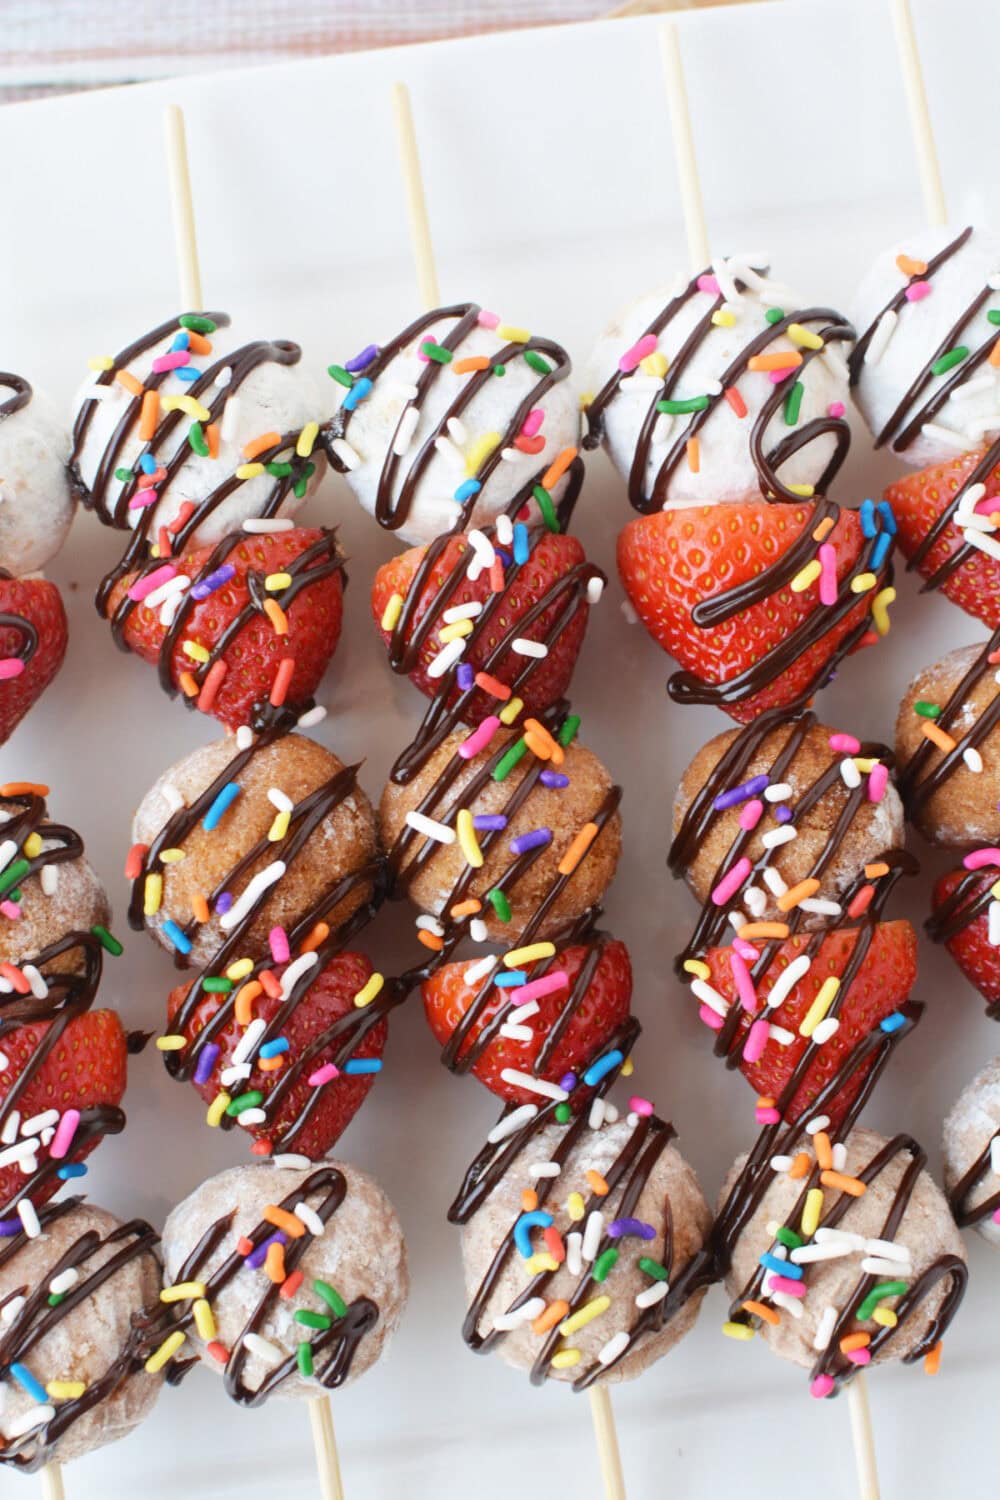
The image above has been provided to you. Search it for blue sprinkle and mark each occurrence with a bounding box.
[760,1252,802,1279]
[246,1230,286,1270]
[494,972,527,988]
[608,1218,656,1241]
[57,1163,87,1180]
[457,663,475,691]
[774,805,794,824]
[139,453,158,475]
[343,377,373,412]
[163,920,193,956]
[175,366,201,383]
[344,1058,382,1075]
[583,1050,623,1088]
[513,523,531,565]
[171,332,191,352]
[202,782,241,832]
[259,1038,290,1059]
[474,814,507,832]
[877,498,897,535]
[540,770,569,789]
[713,775,769,812]
[870,532,892,570]
[454,479,481,505]
[344,344,379,374]
[860,498,877,538]
[193,1041,220,1087]
[509,828,551,856]
[514,1210,553,1259]
[880,1012,906,1034]
[10,1364,48,1404]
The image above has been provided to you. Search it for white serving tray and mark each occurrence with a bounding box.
[0,0,997,1494]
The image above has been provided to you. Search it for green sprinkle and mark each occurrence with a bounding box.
[47,1293,65,1308]
[931,346,969,376]
[487,889,512,923]
[266,462,294,478]
[531,484,561,533]
[313,1280,348,1319]
[420,341,452,364]
[524,351,552,375]
[179,314,217,334]
[90,924,123,957]
[638,1257,669,1282]
[7,890,20,904]
[297,1341,314,1378]
[293,462,316,501]
[0,859,30,898]
[555,1103,572,1124]
[857,1280,910,1322]
[592,1248,619,1283]
[188,421,209,458]
[327,364,355,388]
[492,364,506,378]
[226,1090,264,1117]
[202,977,234,994]
[773,1226,803,1250]
[783,380,804,427]
[294,1309,333,1330]
[914,701,941,719]
[765,308,785,325]
[557,715,581,748]
[114,467,134,484]
[989,310,1000,326]
[493,738,529,782]
[656,396,709,415]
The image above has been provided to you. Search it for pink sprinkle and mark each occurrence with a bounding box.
[992,1205,1000,1224]
[828,401,846,419]
[269,926,290,965]
[975,495,1000,516]
[0,658,25,681]
[769,1275,806,1298]
[829,733,861,754]
[699,1004,725,1032]
[308,1063,340,1087]
[50,1108,81,1161]
[512,970,569,1007]
[697,274,720,295]
[769,367,795,384]
[459,715,502,760]
[811,1373,835,1400]
[739,798,764,831]
[0,900,21,920]
[520,408,545,438]
[128,488,160,511]
[964,847,1000,870]
[818,543,838,606]
[478,309,500,329]
[629,1096,654,1117]
[756,1105,781,1125]
[711,857,752,908]
[152,350,190,372]
[730,952,758,1013]
[905,280,932,302]
[743,1018,770,1063]
[127,564,177,602]
[618,333,658,374]
[868,763,889,803]
[846,1348,872,1367]
[733,939,759,963]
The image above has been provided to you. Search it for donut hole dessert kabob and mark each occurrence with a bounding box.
[943,1057,1000,1246]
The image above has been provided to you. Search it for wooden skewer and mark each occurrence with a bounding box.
[589,1385,627,1500]
[39,1462,65,1500]
[846,1374,881,1500]
[163,103,204,312]
[658,19,711,273]
[888,0,948,227]
[308,1395,346,1500]
[390,81,441,313]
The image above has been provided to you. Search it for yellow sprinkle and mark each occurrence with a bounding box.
[23,833,43,859]
[354,972,385,1008]
[144,873,163,917]
[438,618,474,644]
[992,879,1000,902]
[854,757,878,773]
[799,976,840,1038]
[207,1092,231,1128]
[621,1055,634,1078]
[559,1296,611,1337]
[182,640,210,663]
[465,431,501,477]
[850,571,877,593]
[296,421,319,458]
[551,1348,581,1369]
[640,351,669,377]
[787,482,815,498]
[159,848,186,864]
[226,958,255,981]
[150,544,161,559]
[161,393,211,420]
[873,1307,898,1328]
[193,1298,217,1340]
[381,592,404,632]
[722,1320,756,1341]
[525,1253,559,1275]
[787,323,825,350]
[801,1187,824,1238]
[46,1380,86,1400]
[567,1191,586,1222]
[683,958,711,981]
[578,392,594,410]
[88,355,113,371]
[145,1330,186,1375]
[156,1034,187,1052]
[268,810,291,843]
[497,324,530,343]
[457,808,484,869]
[265,572,293,591]
[236,462,266,480]
[504,943,556,969]
[160,1280,207,1303]
[711,309,737,327]
[872,586,896,636]
[499,695,524,726]
[790,559,822,593]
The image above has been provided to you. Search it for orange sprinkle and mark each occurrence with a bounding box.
[452,356,490,374]
[924,1340,943,1375]
[450,899,482,918]
[263,1205,306,1238]
[585,1169,610,1197]
[236,1236,255,1257]
[197,658,228,713]
[264,1241,286,1284]
[279,1269,304,1300]
[158,526,172,558]
[186,330,213,356]
[896,253,928,277]
[139,389,160,442]
[864,862,890,878]
[206,1340,230,1364]
[301,922,330,954]
[521,1188,539,1212]
[514,433,545,456]
[418,929,445,952]
[531,1300,570,1335]
[178,670,200,699]
[0,782,49,797]
[258,1056,283,1072]
[820,1170,867,1197]
[724,386,748,419]
[0,964,29,994]
[777,877,821,913]
[206,422,221,459]
[747,351,803,372]
[812,516,836,542]
[543,1225,566,1262]
[124,843,149,881]
[191,893,210,924]
[263,598,289,635]
[839,1332,871,1354]
[814,1131,833,1171]
[525,730,565,765]
[789,1152,811,1180]
[474,671,512,700]
[558,823,600,877]
[686,437,700,473]
[234,981,263,1026]
[847,885,875,919]
[116,369,145,398]
[737,922,789,940]
[741,1300,780,1326]
[269,657,295,707]
[243,431,280,461]
[250,1139,272,1156]
[259,970,283,999]
[489,558,506,593]
[540,446,577,491]
[921,720,957,753]
[990,335,1000,369]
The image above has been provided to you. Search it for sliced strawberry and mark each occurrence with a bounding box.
[421,938,631,1106]
[371,532,591,725]
[699,921,917,1127]
[0,574,67,745]
[167,950,386,1159]
[617,501,878,723]
[931,868,1000,1014]
[107,527,343,730]
[885,449,1000,628]
[0,1009,127,1212]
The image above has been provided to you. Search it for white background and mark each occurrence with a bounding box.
[0,0,998,1494]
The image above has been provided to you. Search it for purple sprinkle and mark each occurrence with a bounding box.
[608,1218,656,1241]
[193,1042,221,1087]
[559,1072,577,1091]
[474,814,507,832]
[345,344,379,373]
[774,805,794,824]
[456,663,475,691]
[539,770,569,789]
[191,563,236,601]
[713,775,769,812]
[215,892,234,916]
[494,547,512,566]
[510,828,552,856]
[246,1230,287,1270]
[0,1217,21,1237]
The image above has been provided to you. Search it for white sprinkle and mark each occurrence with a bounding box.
[235,1110,267,1128]
[770,1291,804,1319]
[405,810,455,845]
[586,576,605,605]
[863,1238,911,1264]
[582,1211,604,1262]
[499,1070,567,1102]
[964,527,1000,562]
[813,1305,839,1351]
[769,1025,796,1046]
[487,1104,538,1144]
[861,1256,911,1277]
[219,861,286,931]
[791,1241,853,1264]
[619,374,664,394]
[0,1052,9,1073]
[956,482,987,517]
[243,1334,283,1365]
[770,1155,793,1173]
[20,966,47,1001]
[805,1114,830,1135]
[145,573,190,612]
[293,1202,325,1237]
[566,1232,584,1277]
[162,782,185,814]
[588,1098,606,1131]
[527,1162,561,1179]
[470,918,489,943]
[1,1294,25,1325]
[240,517,296,537]
[989,1137,1000,1175]
[272,1154,311,1171]
[495,514,514,546]
[951,372,997,402]
[466,530,496,576]
[297,705,327,730]
[764,783,792,803]
[330,437,361,471]
[415,914,444,935]
[463,956,497,986]
[493,1298,546,1332]
[390,382,419,401]
[507,999,540,1026]
[500,1023,535,1043]
[831,1143,848,1172]
[798,898,843,918]
[433,436,465,468]
[279,952,319,1002]
[604,1104,619,1124]
[726,910,747,933]
[220,1064,252,1088]
[40,1129,54,1149]
[391,405,420,457]
[17,1199,41,1238]
[215,365,233,389]
[865,309,898,366]
[235,725,255,751]
[840,758,862,789]
[762,867,788,898]
[761,825,796,850]
[691,978,729,1017]
[499,447,522,463]
[635,1281,668,1309]
[442,601,483,624]
[0,839,17,873]
[958,511,997,533]
[427,637,466,679]
[40,865,58,897]
[652,412,674,447]
[744,886,767,918]
[6,1405,55,1438]
[511,638,548,659]
[921,420,971,452]
[765,954,811,1010]
[20,1110,58,1137]
[811,1017,840,1046]
[964,747,984,774]
[598,1331,631,1366]
[816,1227,865,1250]
[232,1018,268,1067]
[1,1111,19,1145]
[447,416,468,445]
[267,787,294,814]
[712,258,741,304]
[964,414,1000,441]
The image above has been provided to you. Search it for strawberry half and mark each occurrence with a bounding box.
[421,938,632,1106]
[166,950,386,1159]
[0,1009,127,1212]
[930,869,1000,1015]
[885,449,1000,628]
[106,527,344,730]
[698,921,917,1127]
[371,531,592,725]
[0,574,68,745]
[617,501,878,723]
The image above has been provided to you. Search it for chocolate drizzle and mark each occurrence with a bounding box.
[322,303,575,532]
[924,867,1000,1018]
[948,1128,1000,1228]
[0,375,31,423]
[165,1166,378,1403]
[0,570,38,673]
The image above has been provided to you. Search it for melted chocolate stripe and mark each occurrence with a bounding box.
[0,375,31,423]
[948,1128,1000,1228]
